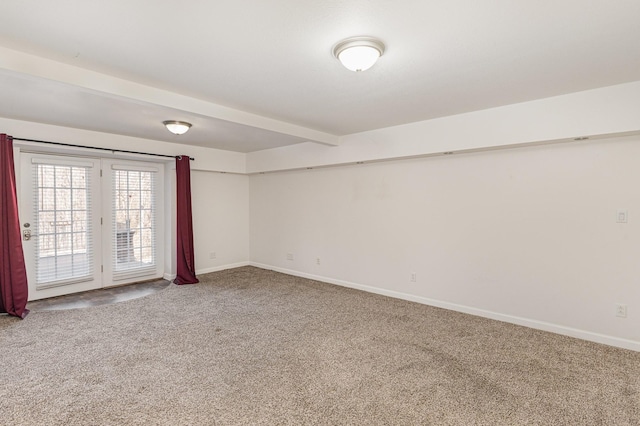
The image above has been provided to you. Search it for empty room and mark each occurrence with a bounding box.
[1,1,639,424]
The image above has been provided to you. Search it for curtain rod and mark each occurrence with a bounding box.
[12,137,195,161]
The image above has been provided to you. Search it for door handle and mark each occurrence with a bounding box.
[23,229,32,241]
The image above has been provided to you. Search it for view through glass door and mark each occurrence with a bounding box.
[20,153,164,301]
[102,160,164,286]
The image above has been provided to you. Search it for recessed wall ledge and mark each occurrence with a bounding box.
[247,81,640,173]
[247,130,640,175]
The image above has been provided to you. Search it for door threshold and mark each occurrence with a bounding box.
[26,279,170,311]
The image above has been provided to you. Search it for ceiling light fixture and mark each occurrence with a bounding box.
[163,120,192,135]
[333,36,385,72]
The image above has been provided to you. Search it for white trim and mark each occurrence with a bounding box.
[196,262,251,276]
[249,262,640,353]
[162,262,251,282]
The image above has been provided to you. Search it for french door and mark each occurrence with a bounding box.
[20,153,164,301]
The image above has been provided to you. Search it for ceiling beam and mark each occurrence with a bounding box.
[0,46,340,146]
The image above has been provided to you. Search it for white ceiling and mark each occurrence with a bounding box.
[0,0,639,153]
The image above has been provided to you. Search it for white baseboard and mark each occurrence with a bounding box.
[196,261,251,276]
[164,262,250,282]
[249,262,640,352]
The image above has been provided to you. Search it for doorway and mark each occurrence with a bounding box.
[20,153,165,301]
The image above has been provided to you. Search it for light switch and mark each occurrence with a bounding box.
[616,210,628,223]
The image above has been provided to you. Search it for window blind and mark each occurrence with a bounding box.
[33,162,93,287]
[112,168,157,280]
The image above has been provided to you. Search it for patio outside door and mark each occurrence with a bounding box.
[20,153,164,301]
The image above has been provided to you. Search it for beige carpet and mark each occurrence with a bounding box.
[1,266,638,425]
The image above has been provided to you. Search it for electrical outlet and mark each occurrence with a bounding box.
[316,257,321,265]
[209,252,216,260]
[615,304,627,318]
[411,272,417,282]
[286,253,294,261]
[616,210,628,223]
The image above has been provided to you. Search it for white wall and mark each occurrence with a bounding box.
[250,135,640,350]
[192,170,250,274]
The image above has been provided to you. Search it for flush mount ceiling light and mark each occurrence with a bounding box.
[333,36,385,72]
[163,120,192,135]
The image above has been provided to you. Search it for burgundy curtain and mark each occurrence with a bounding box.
[174,155,199,285]
[0,134,29,318]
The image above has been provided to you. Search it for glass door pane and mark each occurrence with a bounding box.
[34,163,93,285]
[112,169,156,276]
[102,159,164,285]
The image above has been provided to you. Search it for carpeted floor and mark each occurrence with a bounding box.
[1,266,638,425]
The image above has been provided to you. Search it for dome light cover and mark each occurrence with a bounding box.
[163,120,192,135]
[333,37,385,72]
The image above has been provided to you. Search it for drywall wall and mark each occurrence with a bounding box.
[250,134,640,350]
[191,170,250,274]
[246,81,640,173]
